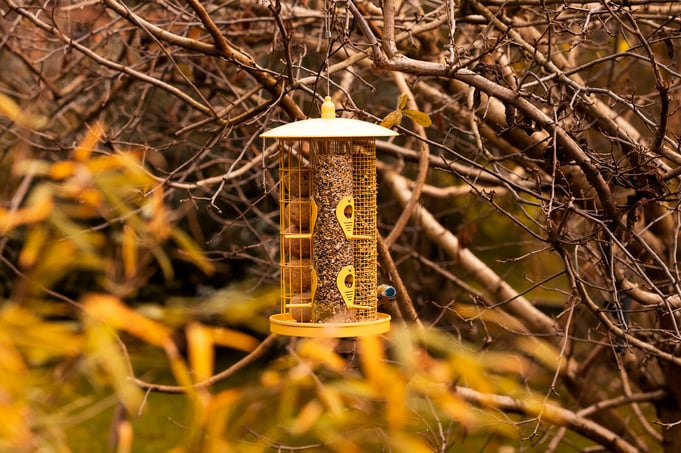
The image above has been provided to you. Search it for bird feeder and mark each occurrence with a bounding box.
[261,97,398,337]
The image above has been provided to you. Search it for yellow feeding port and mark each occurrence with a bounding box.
[261,97,397,337]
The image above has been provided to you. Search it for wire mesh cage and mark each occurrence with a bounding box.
[262,97,397,337]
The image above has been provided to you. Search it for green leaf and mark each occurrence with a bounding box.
[403,109,432,127]
[397,93,409,110]
[380,110,403,129]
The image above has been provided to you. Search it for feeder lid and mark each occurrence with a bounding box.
[260,97,399,139]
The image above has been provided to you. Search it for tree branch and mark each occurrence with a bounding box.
[455,386,640,453]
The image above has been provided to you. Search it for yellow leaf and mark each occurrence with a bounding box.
[289,400,323,434]
[516,336,562,372]
[0,330,27,375]
[0,190,54,234]
[297,338,345,372]
[74,121,105,161]
[186,322,214,382]
[454,303,528,333]
[83,294,173,347]
[204,389,241,452]
[478,351,531,376]
[149,244,175,281]
[0,401,33,449]
[209,327,258,352]
[388,432,433,453]
[18,225,48,268]
[85,155,126,174]
[358,334,387,385]
[402,109,432,127]
[0,92,47,129]
[49,161,76,180]
[122,225,137,279]
[0,305,81,366]
[177,63,193,79]
[23,240,78,294]
[318,385,344,415]
[146,188,171,240]
[384,369,407,429]
[450,351,492,393]
[80,188,103,207]
[380,110,403,129]
[397,93,409,110]
[85,152,147,181]
[85,323,143,413]
[171,228,215,275]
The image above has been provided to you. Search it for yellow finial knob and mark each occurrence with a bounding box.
[320,96,336,119]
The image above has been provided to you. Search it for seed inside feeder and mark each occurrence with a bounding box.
[311,141,355,323]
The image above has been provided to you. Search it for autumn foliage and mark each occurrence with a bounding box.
[2,0,681,452]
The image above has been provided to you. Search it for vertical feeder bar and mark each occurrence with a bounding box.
[262,96,397,337]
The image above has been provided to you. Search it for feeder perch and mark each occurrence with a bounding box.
[261,97,398,337]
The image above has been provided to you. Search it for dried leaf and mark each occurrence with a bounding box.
[80,188,104,208]
[0,400,32,449]
[85,321,143,413]
[397,93,409,110]
[18,225,48,268]
[318,385,344,415]
[186,322,214,382]
[122,225,137,279]
[171,228,215,275]
[402,109,432,127]
[48,161,76,180]
[74,121,105,161]
[288,400,324,434]
[297,338,345,372]
[0,188,54,234]
[358,334,387,385]
[209,327,259,352]
[384,370,407,428]
[83,293,173,347]
[0,329,28,375]
[380,109,403,129]
[146,188,171,240]
[388,432,433,453]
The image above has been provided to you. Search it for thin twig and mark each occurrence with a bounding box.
[383,73,430,249]
[129,334,279,393]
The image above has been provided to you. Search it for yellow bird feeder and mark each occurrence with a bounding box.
[261,97,398,337]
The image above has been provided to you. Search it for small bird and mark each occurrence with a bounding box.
[377,284,397,312]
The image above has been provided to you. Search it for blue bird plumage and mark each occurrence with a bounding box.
[377,284,396,311]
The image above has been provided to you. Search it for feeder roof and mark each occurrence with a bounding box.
[260,97,398,139]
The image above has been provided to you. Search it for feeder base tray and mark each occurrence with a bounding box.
[269,313,390,337]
